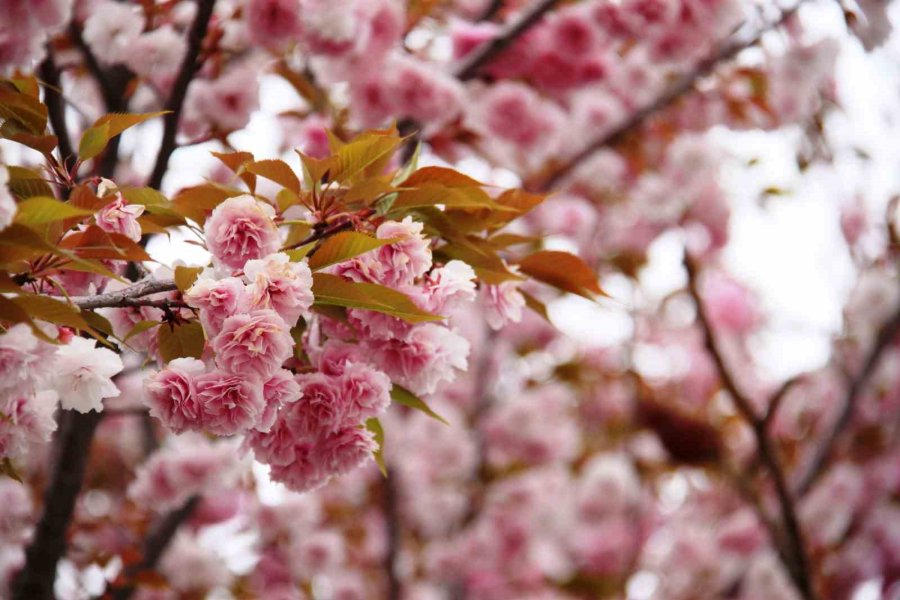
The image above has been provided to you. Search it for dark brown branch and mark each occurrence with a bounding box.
[38,49,76,173]
[66,278,179,310]
[382,474,402,600]
[108,495,201,600]
[455,0,561,81]
[146,0,217,190]
[685,254,818,600]
[537,0,812,192]
[795,302,900,496]
[12,411,104,600]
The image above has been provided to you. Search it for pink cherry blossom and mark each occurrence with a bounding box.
[245,0,302,49]
[195,370,266,435]
[369,323,469,396]
[259,369,301,433]
[95,193,145,242]
[339,361,391,423]
[481,279,526,331]
[203,195,281,271]
[184,275,254,337]
[212,309,294,381]
[244,252,314,326]
[144,357,207,434]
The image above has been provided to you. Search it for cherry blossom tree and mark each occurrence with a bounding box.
[0,0,898,599]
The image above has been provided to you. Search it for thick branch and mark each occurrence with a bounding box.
[146,0,217,190]
[38,49,76,173]
[109,495,201,600]
[537,0,812,191]
[795,303,900,495]
[12,411,104,600]
[684,255,818,600]
[67,278,179,310]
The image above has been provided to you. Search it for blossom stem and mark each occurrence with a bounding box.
[12,411,104,600]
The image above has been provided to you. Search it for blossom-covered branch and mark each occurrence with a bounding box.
[538,0,813,191]
[796,302,900,495]
[684,254,818,600]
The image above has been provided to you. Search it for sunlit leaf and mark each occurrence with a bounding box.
[307,231,395,270]
[174,265,203,293]
[246,159,301,195]
[6,166,54,200]
[157,321,205,363]
[312,273,442,322]
[78,111,168,161]
[13,196,94,227]
[517,250,603,299]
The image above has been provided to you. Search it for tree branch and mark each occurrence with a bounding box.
[108,495,201,600]
[536,0,812,192]
[795,302,900,495]
[399,0,561,159]
[684,254,818,600]
[146,0,217,191]
[12,411,104,600]
[454,0,561,81]
[38,49,76,174]
[66,278,179,310]
[382,473,402,600]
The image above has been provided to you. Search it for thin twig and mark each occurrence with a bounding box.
[536,0,812,192]
[795,303,900,496]
[12,411,104,600]
[146,0,217,190]
[38,49,76,173]
[684,254,818,600]
[107,495,201,600]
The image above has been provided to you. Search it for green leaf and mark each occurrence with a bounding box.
[10,294,94,332]
[391,184,504,211]
[517,250,603,299]
[0,120,57,154]
[78,111,168,161]
[365,418,387,476]
[329,131,401,183]
[401,166,484,188]
[123,319,161,342]
[0,81,48,133]
[6,166,54,200]
[285,243,316,262]
[174,265,203,293]
[77,120,111,161]
[307,232,396,270]
[390,385,448,425]
[157,321,205,363]
[13,196,94,227]
[311,273,442,323]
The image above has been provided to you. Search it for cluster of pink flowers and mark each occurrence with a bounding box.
[0,0,72,75]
